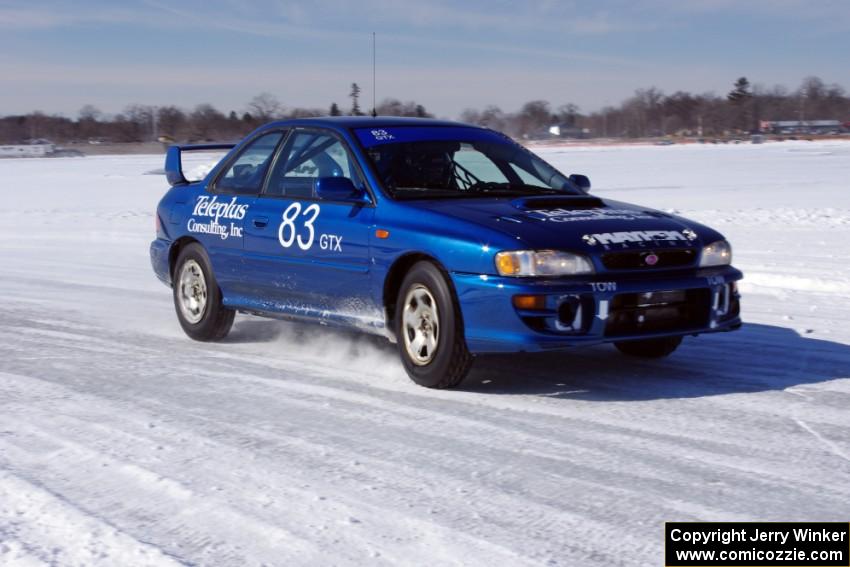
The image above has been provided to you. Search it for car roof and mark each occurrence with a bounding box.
[261,116,481,131]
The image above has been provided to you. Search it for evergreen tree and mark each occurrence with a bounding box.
[349,83,362,116]
[728,77,752,103]
[329,102,341,116]
[728,77,754,132]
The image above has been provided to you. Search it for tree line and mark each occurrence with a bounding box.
[1,76,847,145]
[0,83,431,145]
[463,76,850,139]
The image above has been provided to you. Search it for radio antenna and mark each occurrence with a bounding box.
[371,32,377,117]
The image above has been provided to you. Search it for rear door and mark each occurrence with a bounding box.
[242,128,375,318]
[189,130,285,298]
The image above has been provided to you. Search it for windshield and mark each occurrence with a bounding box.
[355,126,579,200]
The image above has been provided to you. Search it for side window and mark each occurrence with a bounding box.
[266,130,363,198]
[215,131,284,195]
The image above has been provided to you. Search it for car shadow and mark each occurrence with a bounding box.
[462,323,850,401]
[224,318,849,402]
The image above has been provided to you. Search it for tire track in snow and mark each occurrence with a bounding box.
[0,372,548,566]
[2,305,849,565]
[0,469,186,567]
[0,370,626,566]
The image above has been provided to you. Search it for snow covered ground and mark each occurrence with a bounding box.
[1,141,849,566]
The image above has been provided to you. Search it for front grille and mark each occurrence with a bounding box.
[604,289,710,337]
[601,248,696,270]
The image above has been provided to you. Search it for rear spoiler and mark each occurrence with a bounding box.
[165,143,236,186]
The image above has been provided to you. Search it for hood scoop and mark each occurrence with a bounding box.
[512,195,604,211]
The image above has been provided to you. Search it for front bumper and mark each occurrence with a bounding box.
[452,266,743,354]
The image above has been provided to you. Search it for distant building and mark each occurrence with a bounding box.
[760,120,843,135]
[547,124,590,139]
[0,141,55,158]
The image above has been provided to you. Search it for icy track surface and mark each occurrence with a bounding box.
[1,141,849,566]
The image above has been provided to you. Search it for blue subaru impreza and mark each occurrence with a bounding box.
[151,117,742,388]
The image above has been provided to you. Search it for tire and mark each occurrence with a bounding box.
[172,243,234,341]
[395,261,473,388]
[614,336,682,358]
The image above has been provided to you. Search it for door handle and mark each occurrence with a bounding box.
[252,216,269,228]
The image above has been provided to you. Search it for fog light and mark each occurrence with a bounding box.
[555,296,585,332]
[513,295,547,310]
[557,300,577,323]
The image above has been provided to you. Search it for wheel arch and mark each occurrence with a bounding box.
[382,252,465,332]
[168,236,202,280]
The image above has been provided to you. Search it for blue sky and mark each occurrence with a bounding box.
[1,0,848,118]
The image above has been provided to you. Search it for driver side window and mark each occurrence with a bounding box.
[265,130,363,198]
[216,131,284,195]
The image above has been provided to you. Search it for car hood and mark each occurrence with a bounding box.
[406,194,724,252]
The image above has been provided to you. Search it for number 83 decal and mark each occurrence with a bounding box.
[278,202,320,250]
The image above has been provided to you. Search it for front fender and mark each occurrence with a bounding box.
[372,203,517,274]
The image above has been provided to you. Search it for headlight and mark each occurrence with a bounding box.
[699,240,732,267]
[495,250,595,277]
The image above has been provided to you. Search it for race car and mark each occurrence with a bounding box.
[150,117,742,388]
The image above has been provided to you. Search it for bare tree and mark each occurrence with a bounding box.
[286,107,325,119]
[633,88,665,135]
[247,93,282,122]
[515,100,551,137]
[118,104,156,142]
[663,92,700,133]
[556,103,580,127]
[78,105,102,122]
[374,99,432,117]
[77,105,102,140]
[156,106,186,138]
[189,104,226,141]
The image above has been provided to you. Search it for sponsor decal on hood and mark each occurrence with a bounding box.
[528,208,655,223]
[582,229,699,246]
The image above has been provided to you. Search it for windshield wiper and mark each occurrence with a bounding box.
[391,187,466,200]
[465,181,561,195]
[390,183,564,201]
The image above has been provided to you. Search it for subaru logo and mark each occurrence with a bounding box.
[644,253,659,266]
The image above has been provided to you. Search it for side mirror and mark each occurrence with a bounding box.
[569,174,591,192]
[314,177,370,203]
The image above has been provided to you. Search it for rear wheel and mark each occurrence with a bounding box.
[395,262,473,388]
[173,243,234,341]
[614,336,682,358]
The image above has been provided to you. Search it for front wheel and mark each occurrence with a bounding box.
[614,336,682,358]
[173,243,234,341]
[395,262,473,388]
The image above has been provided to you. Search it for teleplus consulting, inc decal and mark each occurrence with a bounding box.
[187,196,248,240]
